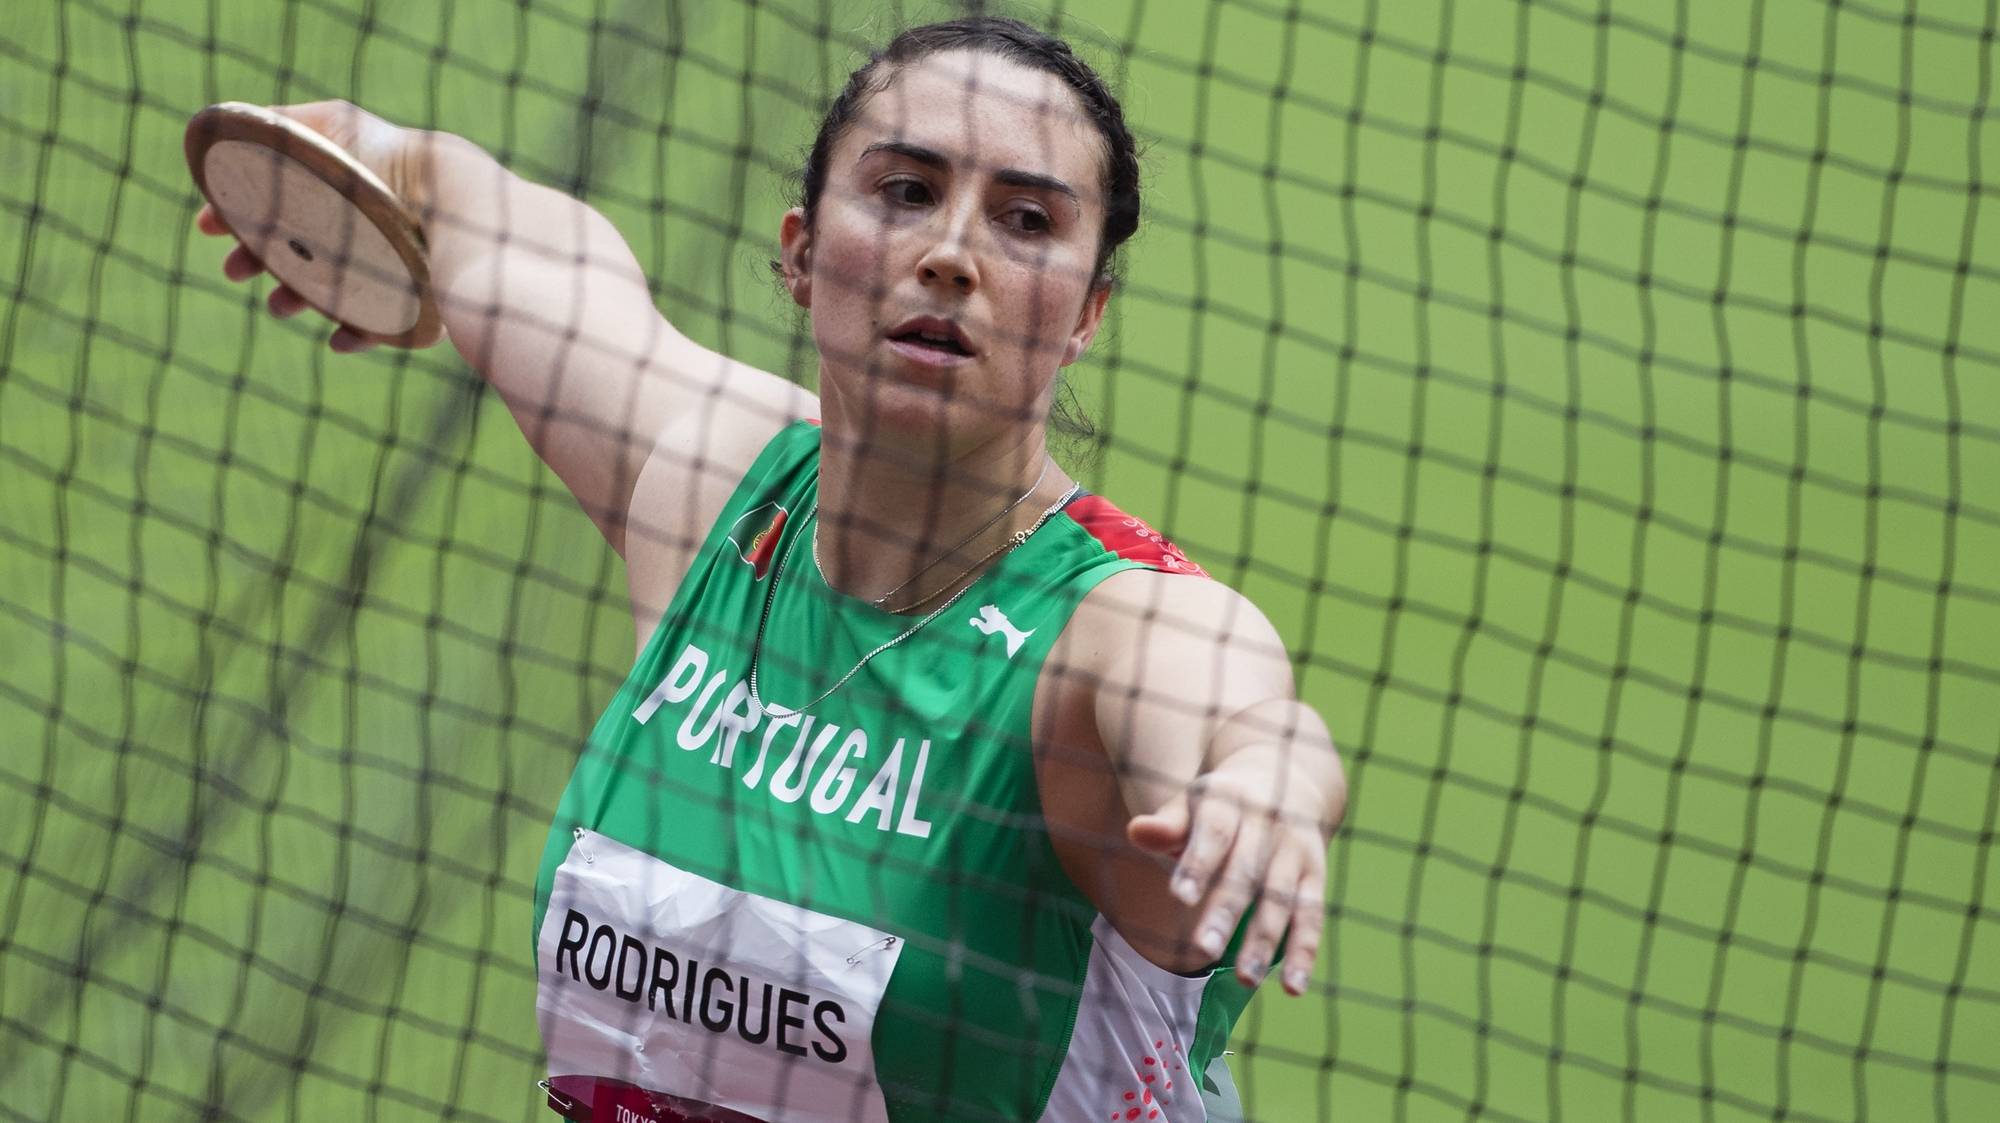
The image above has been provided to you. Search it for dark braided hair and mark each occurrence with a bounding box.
[796,16,1143,292]
[788,16,1139,454]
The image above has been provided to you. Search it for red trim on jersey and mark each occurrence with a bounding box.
[1064,494,1210,578]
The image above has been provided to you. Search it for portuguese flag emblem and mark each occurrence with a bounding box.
[726,501,788,579]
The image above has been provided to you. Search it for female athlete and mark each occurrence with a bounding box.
[195,17,1346,1123]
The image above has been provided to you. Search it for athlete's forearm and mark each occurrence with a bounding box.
[402,129,694,548]
[1197,697,1345,833]
[416,131,659,354]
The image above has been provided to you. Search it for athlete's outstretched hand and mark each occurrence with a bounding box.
[1129,744,1343,995]
[193,100,438,352]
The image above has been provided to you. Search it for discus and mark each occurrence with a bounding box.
[185,101,443,348]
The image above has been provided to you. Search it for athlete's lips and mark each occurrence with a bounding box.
[885,315,976,358]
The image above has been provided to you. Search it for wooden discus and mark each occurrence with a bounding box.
[186,102,443,348]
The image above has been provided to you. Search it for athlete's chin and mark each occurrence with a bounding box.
[858,397,1014,451]
[833,372,1033,446]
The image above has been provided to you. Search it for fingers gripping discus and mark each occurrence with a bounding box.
[185,102,442,347]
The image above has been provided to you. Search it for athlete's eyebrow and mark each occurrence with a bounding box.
[859,139,1081,213]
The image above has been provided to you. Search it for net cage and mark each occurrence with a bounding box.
[2,0,1997,1120]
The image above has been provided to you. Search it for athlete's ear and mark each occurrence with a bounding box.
[1061,282,1111,366]
[779,207,813,309]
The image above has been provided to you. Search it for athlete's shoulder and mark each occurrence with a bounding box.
[759,414,824,461]
[1051,563,1293,737]
[1060,492,1210,578]
[725,416,823,497]
[625,416,820,649]
[1050,496,1282,685]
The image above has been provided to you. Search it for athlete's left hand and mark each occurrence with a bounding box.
[1128,743,1346,994]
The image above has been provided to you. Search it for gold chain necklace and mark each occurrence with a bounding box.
[747,482,1081,720]
[812,457,1050,611]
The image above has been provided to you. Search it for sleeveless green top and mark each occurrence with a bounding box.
[533,422,1248,1123]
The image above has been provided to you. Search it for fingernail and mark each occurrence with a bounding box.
[1172,875,1199,903]
[1197,927,1225,956]
[1240,955,1266,979]
[1285,968,1309,994]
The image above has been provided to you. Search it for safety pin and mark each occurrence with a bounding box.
[537,1079,577,1113]
[845,935,897,965]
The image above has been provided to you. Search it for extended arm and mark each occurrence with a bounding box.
[197,101,814,560]
[1048,570,1347,993]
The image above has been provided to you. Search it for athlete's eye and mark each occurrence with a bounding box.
[1000,206,1052,234]
[882,177,933,206]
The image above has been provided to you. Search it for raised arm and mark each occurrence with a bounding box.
[1040,570,1347,994]
[196,101,815,564]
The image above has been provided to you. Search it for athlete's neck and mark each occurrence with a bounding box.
[813,420,1069,613]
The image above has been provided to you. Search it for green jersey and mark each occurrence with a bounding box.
[533,422,1249,1123]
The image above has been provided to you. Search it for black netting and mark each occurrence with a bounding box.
[2,0,1996,1120]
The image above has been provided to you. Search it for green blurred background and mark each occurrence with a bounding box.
[3,0,1997,1119]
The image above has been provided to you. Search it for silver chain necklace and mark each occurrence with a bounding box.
[747,481,1081,720]
[813,457,1050,611]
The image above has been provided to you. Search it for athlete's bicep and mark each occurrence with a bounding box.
[1064,569,1296,816]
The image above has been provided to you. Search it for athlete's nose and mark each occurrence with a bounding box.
[915,207,979,294]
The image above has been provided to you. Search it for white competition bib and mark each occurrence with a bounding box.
[537,830,903,1123]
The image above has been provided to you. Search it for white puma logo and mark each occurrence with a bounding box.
[969,604,1034,658]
